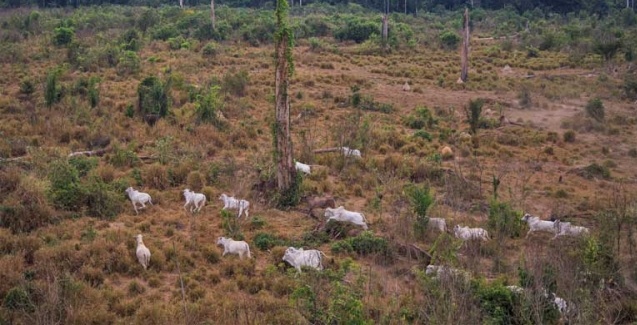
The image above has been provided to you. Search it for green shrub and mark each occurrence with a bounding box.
[439,30,460,49]
[117,50,141,75]
[585,97,605,122]
[583,163,611,180]
[3,286,33,311]
[120,29,141,52]
[563,130,576,143]
[221,209,243,240]
[465,98,484,135]
[53,26,74,46]
[84,177,121,219]
[68,156,98,177]
[253,232,280,251]
[201,42,219,57]
[48,159,85,211]
[137,75,171,119]
[195,85,224,128]
[471,280,516,325]
[487,199,523,239]
[19,79,35,96]
[413,130,433,141]
[222,69,249,97]
[151,24,178,41]
[167,36,189,50]
[44,68,62,108]
[334,17,379,43]
[403,106,437,129]
[137,9,160,33]
[406,184,434,239]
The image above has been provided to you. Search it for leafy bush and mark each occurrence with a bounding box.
[151,24,178,41]
[334,17,379,43]
[471,280,517,325]
[167,36,190,50]
[137,9,160,33]
[3,286,33,311]
[465,98,484,135]
[403,106,437,129]
[119,29,141,52]
[253,232,280,251]
[53,26,74,46]
[68,156,98,177]
[195,85,224,128]
[413,130,433,141]
[117,50,141,75]
[84,177,121,219]
[487,199,523,239]
[201,41,219,57]
[44,68,62,108]
[406,184,434,239]
[563,130,576,143]
[137,75,171,119]
[331,232,392,263]
[222,69,249,97]
[585,97,605,122]
[583,162,611,180]
[48,159,85,211]
[439,30,460,49]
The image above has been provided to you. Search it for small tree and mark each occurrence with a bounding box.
[406,184,434,239]
[459,7,470,83]
[585,97,605,122]
[465,98,484,135]
[137,76,171,123]
[195,85,224,128]
[44,69,61,108]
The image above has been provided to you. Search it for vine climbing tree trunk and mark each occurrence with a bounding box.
[274,0,298,205]
[459,7,470,84]
[210,0,216,30]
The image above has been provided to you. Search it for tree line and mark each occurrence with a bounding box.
[0,0,634,16]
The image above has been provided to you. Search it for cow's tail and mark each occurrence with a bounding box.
[246,244,252,259]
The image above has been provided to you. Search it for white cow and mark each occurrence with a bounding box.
[294,161,311,175]
[324,206,368,230]
[183,188,206,213]
[125,187,153,215]
[553,220,590,238]
[134,234,151,270]
[425,265,465,278]
[428,217,447,232]
[453,225,490,241]
[282,247,325,273]
[216,237,251,259]
[219,193,250,218]
[341,147,362,158]
[521,213,557,238]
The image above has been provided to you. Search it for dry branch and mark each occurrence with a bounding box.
[67,149,108,157]
[313,147,342,154]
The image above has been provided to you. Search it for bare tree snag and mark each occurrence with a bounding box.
[179,0,183,8]
[459,7,470,84]
[274,0,297,197]
[381,14,388,49]
[210,0,216,30]
[68,149,108,158]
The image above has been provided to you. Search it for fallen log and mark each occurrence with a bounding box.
[68,149,108,158]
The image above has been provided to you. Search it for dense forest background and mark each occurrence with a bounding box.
[0,0,634,16]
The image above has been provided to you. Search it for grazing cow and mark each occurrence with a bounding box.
[453,225,489,241]
[216,237,251,259]
[306,195,336,217]
[428,217,447,232]
[125,187,153,215]
[294,161,311,175]
[341,147,362,158]
[282,247,325,273]
[553,220,590,239]
[521,213,557,238]
[324,206,368,230]
[219,193,250,218]
[134,234,151,270]
[183,188,206,213]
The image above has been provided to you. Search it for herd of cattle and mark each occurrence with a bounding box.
[126,182,591,318]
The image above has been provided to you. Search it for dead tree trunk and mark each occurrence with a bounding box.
[179,0,183,8]
[274,0,297,201]
[210,0,216,30]
[459,7,470,84]
[381,14,388,49]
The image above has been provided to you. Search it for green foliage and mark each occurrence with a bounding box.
[3,286,33,311]
[582,162,611,180]
[413,130,433,141]
[195,85,224,128]
[44,68,62,108]
[151,24,178,41]
[119,29,141,52]
[585,97,605,122]
[465,98,484,135]
[221,69,249,97]
[137,9,160,33]
[47,159,85,211]
[68,155,98,177]
[88,77,99,108]
[19,79,35,95]
[137,75,171,120]
[277,171,302,208]
[623,73,637,100]
[403,106,437,129]
[109,143,139,168]
[117,50,141,75]
[406,183,434,239]
[167,35,190,50]
[487,199,523,239]
[471,279,516,325]
[84,176,121,219]
[201,41,219,57]
[220,209,243,240]
[253,232,282,251]
[563,130,576,143]
[334,17,379,43]
[53,26,74,46]
[331,232,392,262]
[439,30,460,49]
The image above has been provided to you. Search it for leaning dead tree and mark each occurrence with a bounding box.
[458,7,470,83]
[273,0,298,205]
[381,0,389,49]
[179,0,183,8]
